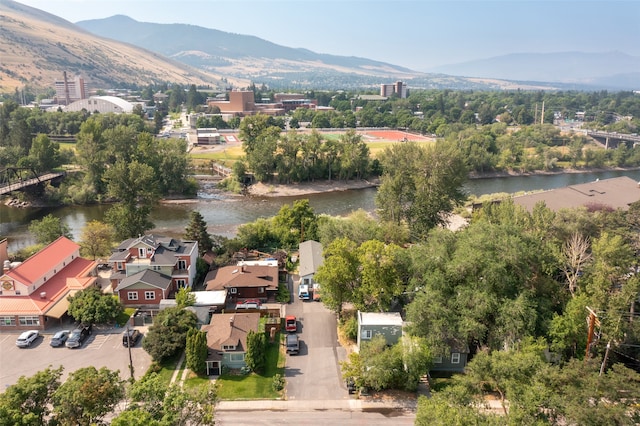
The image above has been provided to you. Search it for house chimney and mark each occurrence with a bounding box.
[230,316,234,327]
[40,291,47,299]
[241,265,245,273]
[3,260,10,273]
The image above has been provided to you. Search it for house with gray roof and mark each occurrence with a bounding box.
[108,234,198,307]
[298,240,323,287]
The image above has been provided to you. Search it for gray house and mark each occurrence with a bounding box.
[356,311,404,351]
[430,340,470,374]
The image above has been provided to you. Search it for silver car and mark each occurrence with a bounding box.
[16,330,39,348]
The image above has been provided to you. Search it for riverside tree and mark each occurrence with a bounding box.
[375,141,468,240]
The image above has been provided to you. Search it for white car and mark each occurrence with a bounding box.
[16,330,39,348]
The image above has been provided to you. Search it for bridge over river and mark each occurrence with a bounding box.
[0,168,66,196]
[587,131,640,149]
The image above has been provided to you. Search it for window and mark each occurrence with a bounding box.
[362,329,372,340]
[230,353,245,362]
[176,279,186,288]
[434,356,443,364]
[19,316,40,326]
[127,292,138,301]
[145,291,155,300]
[258,287,264,293]
[139,248,146,258]
[229,288,237,294]
[451,353,461,364]
[152,265,161,271]
[0,316,16,326]
[177,260,187,270]
[223,345,236,351]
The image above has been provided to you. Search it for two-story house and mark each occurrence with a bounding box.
[0,237,97,331]
[202,312,260,375]
[205,263,279,304]
[109,235,198,307]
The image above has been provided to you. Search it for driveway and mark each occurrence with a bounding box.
[0,326,152,389]
[284,278,348,401]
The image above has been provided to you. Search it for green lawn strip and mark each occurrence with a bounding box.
[212,332,285,400]
[146,353,185,387]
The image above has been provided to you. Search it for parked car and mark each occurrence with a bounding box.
[66,324,92,348]
[16,330,39,348]
[346,377,357,394]
[49,330,70,347]
[122,329,141,347]
[235,299,262,309]
[285,315,297,333]
[286,333,300,355]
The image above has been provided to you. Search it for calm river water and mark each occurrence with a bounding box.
[2,169,640,252]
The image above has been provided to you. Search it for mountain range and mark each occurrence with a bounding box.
[0,0,637,94]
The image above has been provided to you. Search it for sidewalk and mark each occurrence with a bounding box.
[216,398,417,412]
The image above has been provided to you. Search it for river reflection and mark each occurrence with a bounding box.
[2,169,640,252]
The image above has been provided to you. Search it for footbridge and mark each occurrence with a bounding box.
[0,168,66,196]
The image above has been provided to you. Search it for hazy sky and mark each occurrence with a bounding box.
[14,0,640,71]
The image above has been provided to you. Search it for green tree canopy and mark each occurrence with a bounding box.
[376,141,468,240]
[79,220,114,260]
[28,214,72,245]
[52,366,124,426]
[0,366,62,426]
[143,307,198,362]
[67,286,124,325]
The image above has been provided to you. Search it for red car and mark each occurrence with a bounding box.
[285,315,297,332]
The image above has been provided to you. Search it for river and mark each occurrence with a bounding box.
[2,169,640,252]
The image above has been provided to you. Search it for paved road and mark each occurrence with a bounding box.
[284,276,349,401]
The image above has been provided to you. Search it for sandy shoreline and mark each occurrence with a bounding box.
[245,179,379,197]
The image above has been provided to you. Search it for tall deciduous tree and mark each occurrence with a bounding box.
[79,220,114,260]
[376,141,467,240]
[28,214,72,245]
[314,237,359,318]
[52,366,124,426]
[28,133,60,172]
[143,307,198,362]
[0,366,63,426]
[67,286,124,325]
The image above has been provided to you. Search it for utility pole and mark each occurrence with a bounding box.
[585,306,600,363]
[126,325,134,381]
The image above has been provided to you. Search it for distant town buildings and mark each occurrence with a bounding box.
[65,96,137,114]
[380,81,407,98]
[207,90,285,117]
[54,72,87,105]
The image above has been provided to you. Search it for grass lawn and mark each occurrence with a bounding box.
[150,353,185,387]
[211,333,285,400]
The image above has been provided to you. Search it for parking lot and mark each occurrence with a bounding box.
[0,327,152,390]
